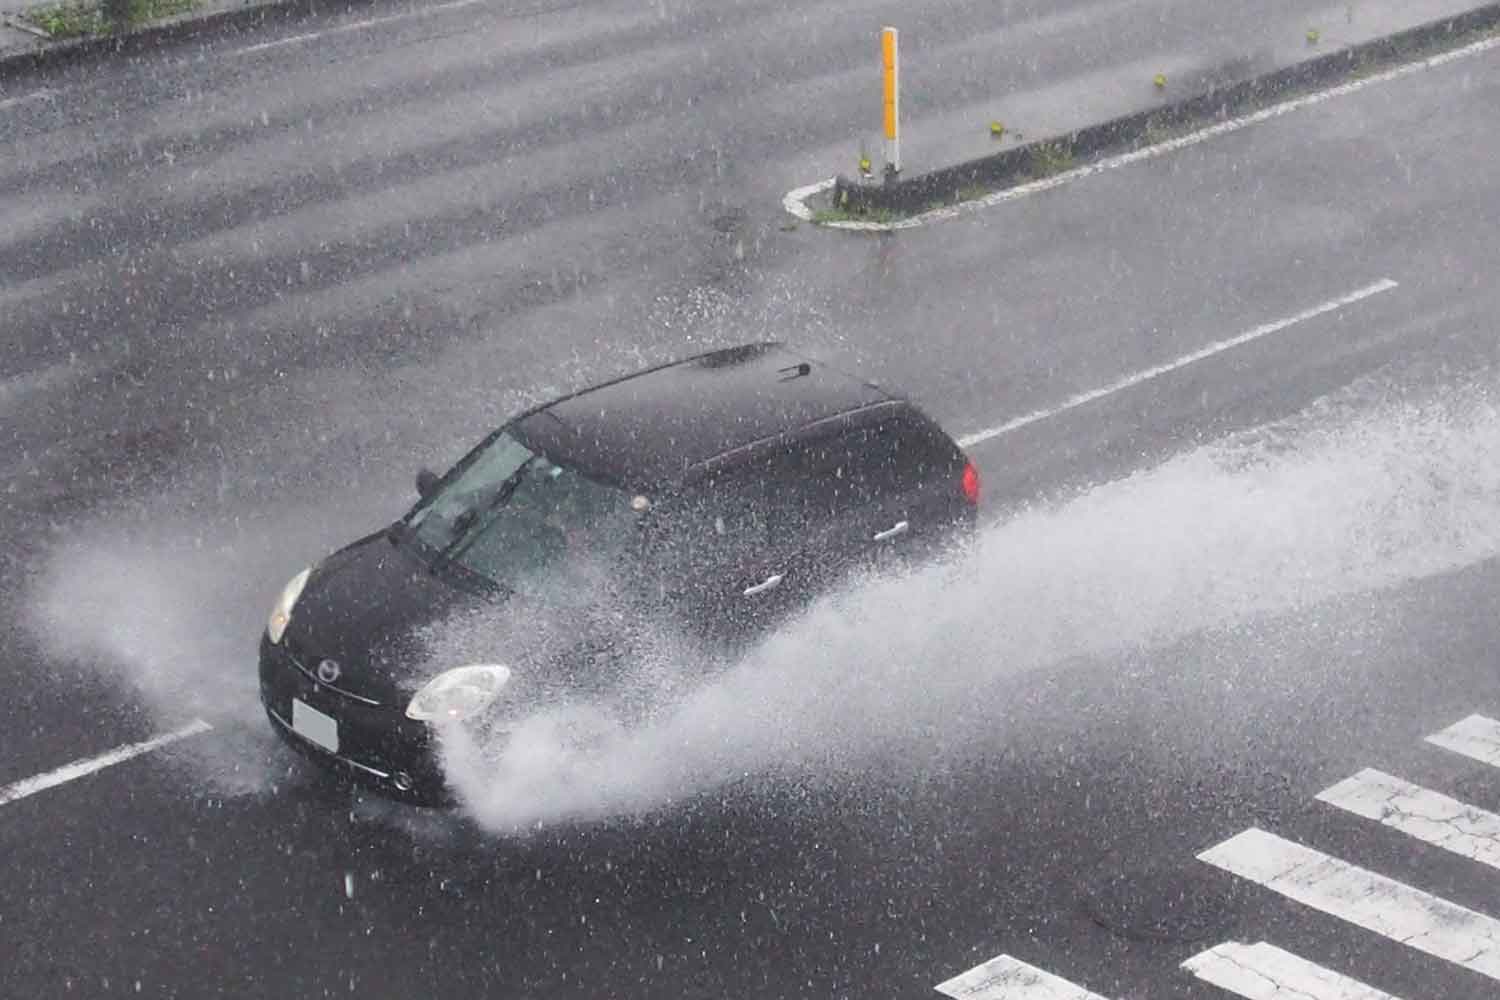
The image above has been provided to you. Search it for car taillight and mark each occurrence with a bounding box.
[961,460,980,505]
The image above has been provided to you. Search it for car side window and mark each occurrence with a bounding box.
[762,437,859,536]
[767,415,943,524]
[640,468,771,580]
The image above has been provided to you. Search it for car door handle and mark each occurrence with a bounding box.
[872,521,909,542]
[742,573,784,597]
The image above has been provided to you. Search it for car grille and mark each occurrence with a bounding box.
[283,639,384,707]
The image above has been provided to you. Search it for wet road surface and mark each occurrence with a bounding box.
[5,1,1500,996]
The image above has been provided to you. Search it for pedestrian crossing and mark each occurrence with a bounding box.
[1182,941,1401,1000]
[1200,828,1500,981]
[933,712,1500,998]
[933,954,1109,1000]
[1315,766,1500,871]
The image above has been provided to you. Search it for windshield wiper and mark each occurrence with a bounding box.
[427,461,534,572]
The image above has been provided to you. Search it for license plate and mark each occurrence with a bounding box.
[292,698,339,753]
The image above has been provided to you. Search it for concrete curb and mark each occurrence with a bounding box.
[828,2,1500,218]
[0,0,366,80]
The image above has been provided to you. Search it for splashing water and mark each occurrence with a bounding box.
[435,367,1500,831]
[21,364,1500,825]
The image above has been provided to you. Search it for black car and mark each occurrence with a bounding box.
[259,343,979,804]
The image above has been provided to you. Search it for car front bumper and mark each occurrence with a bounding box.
[257,635,453,806]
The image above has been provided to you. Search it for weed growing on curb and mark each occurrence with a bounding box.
[1029,141,1075,178]
[24,0,104,37]
[23,0,195,37]
[812,206,900,226]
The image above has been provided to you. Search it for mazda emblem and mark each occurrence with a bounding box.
[316,659,342,684]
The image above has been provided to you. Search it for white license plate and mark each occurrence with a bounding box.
[292,698,339,753]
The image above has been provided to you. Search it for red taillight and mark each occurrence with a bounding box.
[961,460,980,505]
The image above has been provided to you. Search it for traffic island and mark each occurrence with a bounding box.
[793,2,1500,230]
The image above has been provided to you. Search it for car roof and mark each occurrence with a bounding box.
[513,343,896,488]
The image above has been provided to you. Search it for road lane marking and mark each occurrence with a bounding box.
[934,954,1111,999]
[1199,827,1500,982]
[230,0,489,55]
[1183,941,1401,999]
[0,719,212,807]
[1318,768,1500,871]
[954,278,1398,448]
[1427,714,1500,768]
[787,32,1500,231]
[0,88,56,112]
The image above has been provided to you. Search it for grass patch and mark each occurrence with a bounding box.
[812,205,900,225]
[1139,116,1172,147]
[23,0,196,37]
[1136,113,1203,149]
[24,0,105,37]
[955,182,989,203]
[1028,141,1074,177]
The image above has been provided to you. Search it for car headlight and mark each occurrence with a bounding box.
[406,664,512,722]
[266,568,312,645]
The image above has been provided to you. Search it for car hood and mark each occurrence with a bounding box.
[283,534,484,701]
[282,533,647,706]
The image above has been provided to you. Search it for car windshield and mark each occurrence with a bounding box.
[405,431,635,585]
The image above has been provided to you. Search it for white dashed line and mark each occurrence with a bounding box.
[1199,827,1500,982]
[1426,714,1500,768]
[1318,768,1500,871]
[934,954,1112,999]
[955,278,1398,449]
[230,0,488,55]
[785,33,1500,231]
[1183,941,1401,999]
[0,719,213,807]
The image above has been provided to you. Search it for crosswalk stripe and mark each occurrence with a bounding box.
[1199,828,1500,981]
[1426,714,1500,768]
[1183,941,1402,999]
[933,954,1111,999]
[1317,768,1500,870]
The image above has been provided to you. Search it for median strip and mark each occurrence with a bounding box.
[788,4,1500,230]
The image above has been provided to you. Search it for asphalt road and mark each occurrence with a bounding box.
[4,0,1500,997]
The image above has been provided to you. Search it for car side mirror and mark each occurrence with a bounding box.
[416,468,440,498]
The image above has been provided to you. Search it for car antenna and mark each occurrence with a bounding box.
[777,362,812,381]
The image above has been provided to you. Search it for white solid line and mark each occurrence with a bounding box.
[934,954,1111,999]
[1318,768,1500,871]
[788,32,1500,231]
[0,88,57,112]
[0,719,213,807]
[1199,828,1500,981]
[1427,714,1500,768]
[231,0,487,55]
[954,278,1398,449]
[1183,941,1401,1000]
